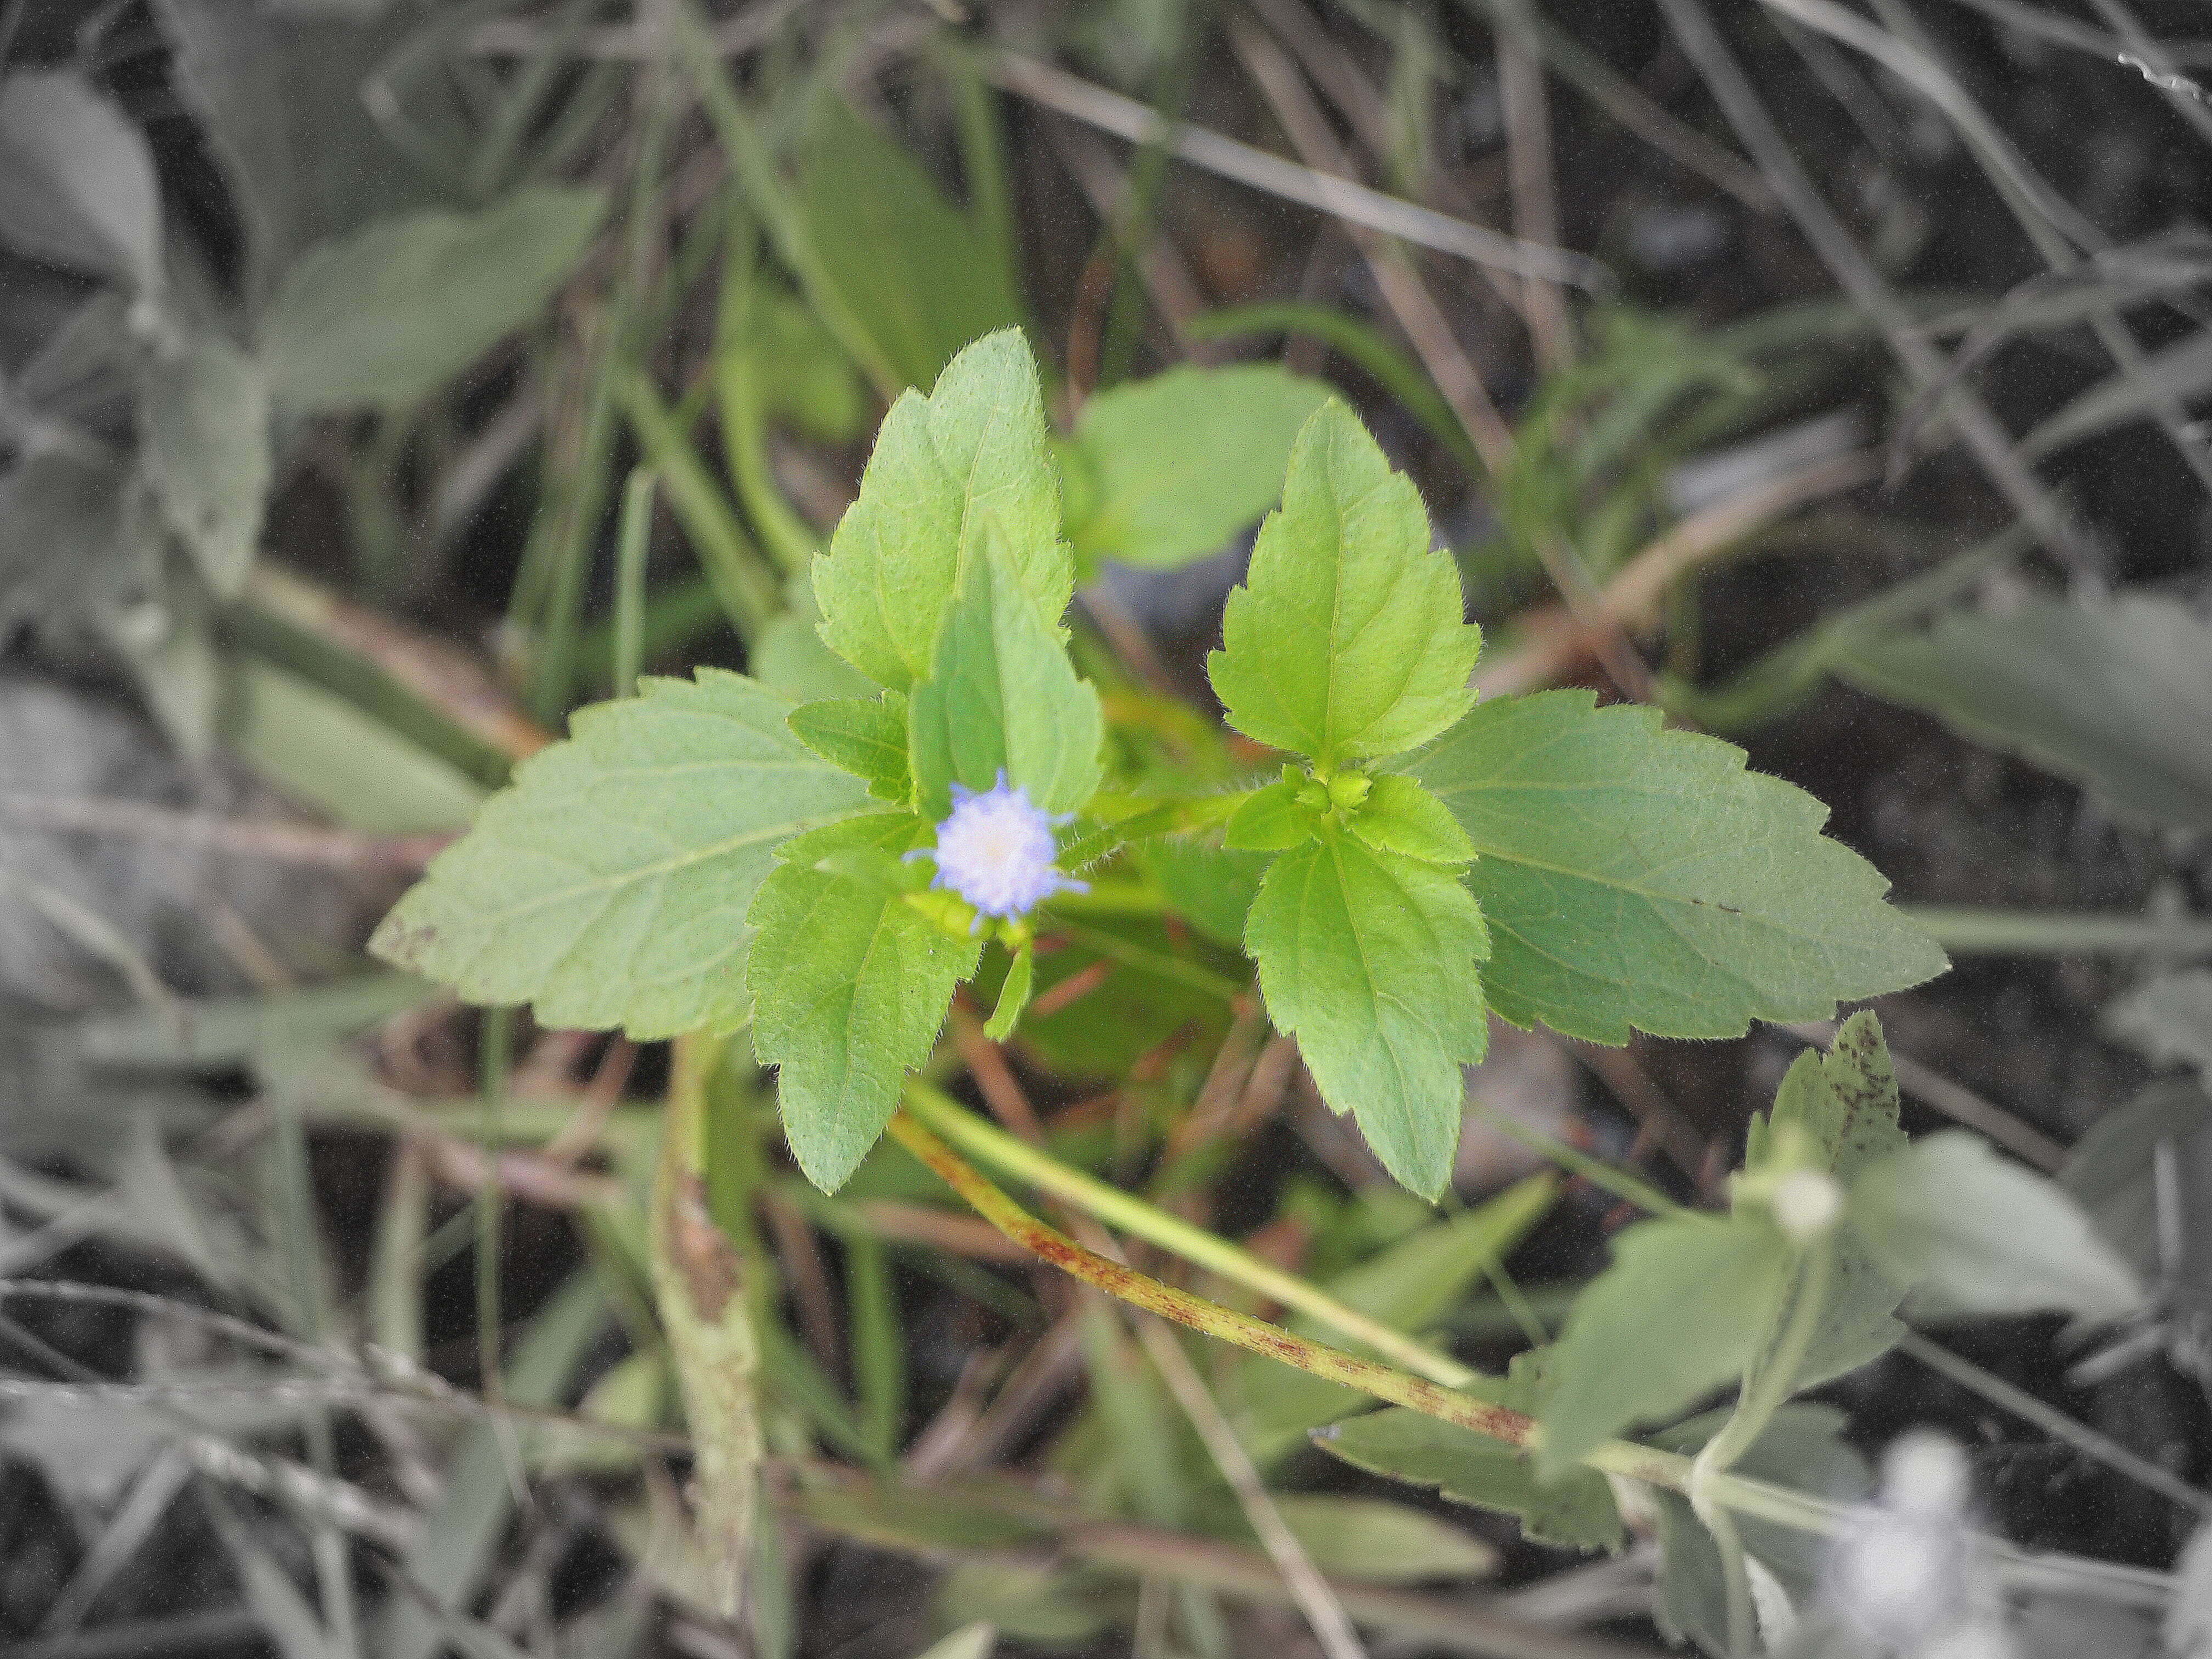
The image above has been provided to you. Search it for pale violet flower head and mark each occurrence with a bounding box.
[1830,1431,1980,1652]
[911,771,1087,926]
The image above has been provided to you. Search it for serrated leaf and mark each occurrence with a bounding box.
[263,186,606,412]
[1411,690,1947,1043]
[1318,1350,1622,1552]
[799,100,1024,393]
[1223,778,1315,851]
[1060,363,1331,573]
[815,331,1070,691]
[1836,596,2212,833]
[139,332,271,595]
[1246,826,1489,1198]
[788,694,910,803]
[749,815,979,1192]
[1346,775,1475,866]
[370,670,866,1039]
[1208,401,1480,768]
[906,537,1103,819]
[0,70,164,290]
[1846,1132,2145,1324]
[1537,1209,1792,1477]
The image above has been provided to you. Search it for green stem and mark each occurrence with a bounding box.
[1696,1237,1833,1481]
[611,467,655,699]
[1901,905,2212,957]
[1701,1497,1758,1659]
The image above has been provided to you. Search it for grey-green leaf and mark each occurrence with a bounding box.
[0,70,164,290]
[139,332,271,595]
[906,538,1104,819]
[749,816,979,1191]
[369,670,866,1038]
[814,330,1070,691]
[1836,596,2212,834]
[1245,825,1489,1198]
[1412,690,1948,1044]
[1537,1209,1792,1477]
[1846,1132,2145,1324]
[1208,400,1480,768]
[1060,364,1331,573]
[263,187,607,412]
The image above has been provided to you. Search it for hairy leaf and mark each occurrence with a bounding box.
[907,538,1103,819]
[1060,363,1331,573]
[1538,1209,1792,1476]
[1346,774,1475,866]
[788,694,911,804]
[370,670,866,1037]
[1208,401,1480,768]
[1411,691,1947,1043]
[263,186,607,411]
[1847,1132,2145,1324]
[0,70,164,290]
[1246,825,1489,1198]
[139,332,270,595]
[751,816,979,1192]
[1836,596,2212,833]
[815,331,1070,690]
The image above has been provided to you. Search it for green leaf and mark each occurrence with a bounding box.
[1207,401,1480,768]
[749,815,980,1192]
[230,659,486,834]
[1245,826,1490,1198]
[1537,1209,1791,1477]
[1846,1132,2145,1324]
[788,695,911,804]
[1222,777,1316,852]
[1836,596,2212,834]
[983,941,1034,1041]
[1136,837,1269,950]
[0,70,164,290]
[263,186,607,411]
[1317,1349,1621,1553]
[1410,690,1948,1043]
[798,99,1024,392]
[1263,1493,1499,1583]
[754,585,877,704]
[138,331,271,595]
[1059,364,1331,573]
[1346,775,1475,866]
[370,670,866,1038]
[906,537,1104,819]
[814,330,1068,692]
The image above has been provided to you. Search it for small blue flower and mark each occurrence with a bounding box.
[909,771,1087,926]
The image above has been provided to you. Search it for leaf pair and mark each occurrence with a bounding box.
[1206,400,1488,1199]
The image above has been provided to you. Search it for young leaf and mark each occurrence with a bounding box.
[749,816,980,1192]
[138,331,271,595]
[1317,1351,1623,1552]
[1346,775,1475,866]
[1846,1132,2145,1324]
[263,186,607,412]
[1245,824,1489,1198]
[1537,1210,1792,1476]
[1207,400,1481,768]
[906,538,1104,819]
[370,670,866,1037]
[983,941,1034,1041]
[788,694,911,803]
[1059,363,1331,573]
[814,330,1070,691]
[1222,777,1316,852]
[1410,690,1947,1043]
[1836,596,2212,833]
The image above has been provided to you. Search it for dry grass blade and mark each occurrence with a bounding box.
[988,52,1610,291]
